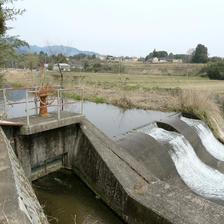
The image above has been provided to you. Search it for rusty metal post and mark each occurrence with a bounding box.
[38,87,48,117]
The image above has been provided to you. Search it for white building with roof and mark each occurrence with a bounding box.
[53,63,71,72]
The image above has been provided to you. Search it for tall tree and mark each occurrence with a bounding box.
[192,44,208,63]
[0,0,27,67]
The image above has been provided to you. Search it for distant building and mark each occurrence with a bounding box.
[106,55,115,61]
[71,63,84,70]
[159,59,168,63]
[147,57,159,64]
[172,59,183,63]
[132,57,139,62]
[147,57,183,64]
[147,57,171,64]
[97,55,107,61]
[124,57,139,62]
[53,63,71,72]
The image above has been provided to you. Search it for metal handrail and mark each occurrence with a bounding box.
[0,87,84,127]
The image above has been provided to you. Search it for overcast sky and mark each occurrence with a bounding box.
[7,0,224,57]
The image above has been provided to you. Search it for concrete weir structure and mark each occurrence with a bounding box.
[1,112,224,223]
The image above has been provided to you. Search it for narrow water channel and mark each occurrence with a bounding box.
[3,89,174,139]
[33,169,124,224]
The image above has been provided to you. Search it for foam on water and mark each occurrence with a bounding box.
[138,125,224,200]
[181,116,224,161]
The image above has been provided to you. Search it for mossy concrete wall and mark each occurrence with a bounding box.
[0,127,48,224]
[3,124,79,180]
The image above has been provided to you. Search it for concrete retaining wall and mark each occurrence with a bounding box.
[0,127,48,224]
[70,119,224,224]
[71,121,171,224]
[3,124,79,180]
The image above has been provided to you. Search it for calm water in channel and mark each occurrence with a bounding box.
[33,170,123,224]
[3,90,174,223]
[3,89,174,139]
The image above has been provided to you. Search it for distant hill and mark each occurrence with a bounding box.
[18,45,98,56]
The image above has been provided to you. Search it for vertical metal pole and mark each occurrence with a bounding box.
[3,89,7,119]
[25,90,30,127]
[58,63,64,111]
[57,89,61,120]
[81,88,84,114]
[34,87,38,115]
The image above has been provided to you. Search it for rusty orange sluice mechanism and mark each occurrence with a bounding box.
[37,85,55,117]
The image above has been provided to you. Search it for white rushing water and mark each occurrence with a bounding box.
[138,125,224,200]
[181,116,224,161]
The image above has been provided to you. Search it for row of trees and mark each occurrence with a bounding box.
[9,52,68,71]
[9,51,125,73]
[145,45,224,80]
[145,50,168,60]
[145,44,209,63]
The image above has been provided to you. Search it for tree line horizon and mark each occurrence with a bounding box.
[145,44,209,64]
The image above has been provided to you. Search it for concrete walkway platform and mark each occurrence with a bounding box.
[8,111,84,135]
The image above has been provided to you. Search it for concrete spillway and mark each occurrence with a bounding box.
[2,112,224,223]
[157,113,224,173]
[116,127,179,183]
[137,124,224,201]
[181,116,224,161]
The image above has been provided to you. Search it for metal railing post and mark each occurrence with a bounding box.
[34,87,38,115]
[0,87,82,123]
[3,89,7,118]
[57,89,61,120]
[81,88,84,114]
[25,90,30,127]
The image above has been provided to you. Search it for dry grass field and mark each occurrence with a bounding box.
[3,65,224,111]
[4,70,224,92]
[3,63,224,107]
[3,63,224,140]
[123,61,204,76]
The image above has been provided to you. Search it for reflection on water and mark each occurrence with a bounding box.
[65,101,174,139]
[33,169,124,224]
[6,89,26,101]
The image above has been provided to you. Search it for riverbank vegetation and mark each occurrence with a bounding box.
[177,90,224,142]
[205,62,224,80]
[3,67,224,108]
[2,62,224,141]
